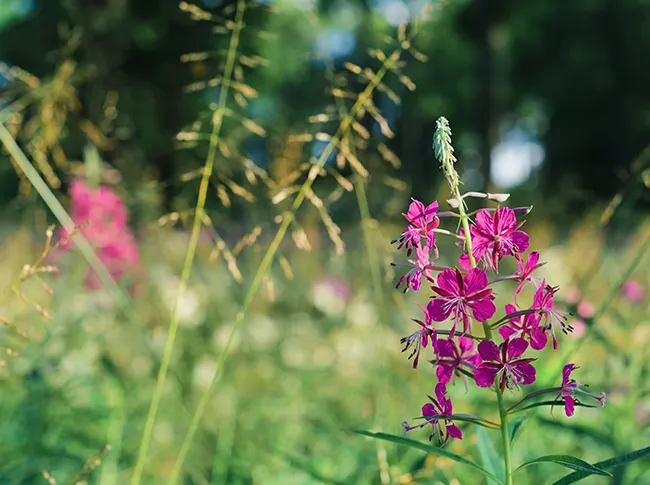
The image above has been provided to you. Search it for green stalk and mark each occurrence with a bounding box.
[435,118,512,485]
[165,41,403,485]
[131,1,247,483]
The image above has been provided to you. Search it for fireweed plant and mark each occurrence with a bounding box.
[356,118,650,485]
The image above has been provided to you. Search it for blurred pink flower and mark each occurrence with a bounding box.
[58,179,141,290]
[564,287,582,305]
[577,301,595,319]
[567,318,587,338]
[622,280,645,303]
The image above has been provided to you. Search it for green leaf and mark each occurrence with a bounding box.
[508,416,526,446]
[476,427,505,485]
[509,400,600,414]
[350,430,504,484]
[551,446,650,485]
[416,414,500,429]
[516,455,611,476]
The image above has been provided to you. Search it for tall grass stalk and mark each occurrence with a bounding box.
[130,1,247,483]
[0,122,130,308]
[166,45,404,484]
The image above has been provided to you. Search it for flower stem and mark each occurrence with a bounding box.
[483,322,513,485]
[434,118,512,484]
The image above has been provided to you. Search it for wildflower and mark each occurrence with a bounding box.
[402,383,462,444]
[512,251,544,303]
[533,282,573,350]
[576,300,594,319]
[401,301,438,369]
[57,178,141,290]
[434,337,481,384]
[395,243,436,293]
[392,199,439,257]
[474,338,536,392]
[622,280,645,303]
[556,363,606,417]
[499,303,547,350]
[460,207,529,272]
[429,267,496,337]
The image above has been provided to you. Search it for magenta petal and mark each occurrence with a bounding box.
[424,201,439,221]
[464,268,489,294]
[528,251,540,268]
[436,339,455,358]
[422,403,437,421]
[510,231,530,253]
[405,200,425,223]
[428,298,451,322]
[516,361,537,385]
[495,207,517,232]
[436,364,454,384]
[506,338,529,360]
[499,325,517,341]
[564,396,575,417]
[504,303,518,316]
[469,299,496,322]
[477,340,500,361]
[474,364,499,387]
[436,269,460,295]
[474,209,494,233]
[447,423,463,440]
[562,363,576,385]
[529,328,548,350]
[458,252,471,270]
[458,336,474,355]
[434,383,447,402]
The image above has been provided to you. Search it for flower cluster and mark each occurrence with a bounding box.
[57,179,141,290]
[393,199,606,444]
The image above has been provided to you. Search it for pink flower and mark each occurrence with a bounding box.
[395,244,436,293]
[401,301,438,369]
[429,268,496,337]
[533,281,573,350]
[513,251,544,303]
[576,301,594,319]
[57,179,141,290]
[499,303,547,350]
[622,280,645,303]
[474,338,537,392]
[392,199,439,257]
[434,337,481,384]
[557,364,606,417]
[402,383,462,444]
[567,318,587,339]
[460,207,529,272]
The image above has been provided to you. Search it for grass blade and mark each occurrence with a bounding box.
[508,416,526,446]
[516,455,611,476]
[350,430,504,484]
[476,427,505,485]
[551,446,650,485]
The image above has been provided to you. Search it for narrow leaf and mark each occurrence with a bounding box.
[476,427,505,485]
[416,414,500,429]
[509,400,599,414]
[350,430,504,484]
[508,416,526,446]
[516,455,611,476]
[551,446,650,485]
